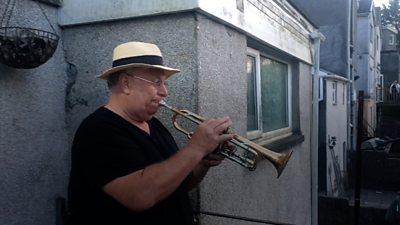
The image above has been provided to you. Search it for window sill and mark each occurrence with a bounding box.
[260,133,304,152]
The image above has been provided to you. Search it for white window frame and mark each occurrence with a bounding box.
[370,24,373,43]
[246,47,292,141]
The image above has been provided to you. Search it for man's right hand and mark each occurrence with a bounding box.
[187,117,235,157]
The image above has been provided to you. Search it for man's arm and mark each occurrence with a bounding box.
[103,145,204,211]
[102,118,234,212]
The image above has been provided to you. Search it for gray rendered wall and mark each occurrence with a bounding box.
[381,52,399,85]
[195,15,312,225]
[0,1,69,225]
[381,29,399,85]
[355,55,369,96]
[357,16,369,55]
[62,12,200,142]
[382,29,397,51]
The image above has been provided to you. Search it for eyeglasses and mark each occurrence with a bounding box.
[125,73,167,87]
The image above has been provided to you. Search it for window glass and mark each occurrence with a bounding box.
[246,47,291,140]
[260,56,289,132]
[332,81,338,105]
[389,34,394,45]
[247,55,258,131]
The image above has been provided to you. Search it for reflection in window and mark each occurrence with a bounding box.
[260,57,289,132]
[247,55,258,131]
[247,48,291,139]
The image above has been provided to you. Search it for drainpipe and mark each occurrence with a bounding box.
[348,0,355,152]
[310,30,325,225]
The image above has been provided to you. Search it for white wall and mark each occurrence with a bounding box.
[59,0,315,64]
[325,78,348,196]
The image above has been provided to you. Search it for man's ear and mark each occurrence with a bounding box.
[120,74,132,94]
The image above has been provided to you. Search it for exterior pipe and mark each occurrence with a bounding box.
[310,30,325,225]
[348,0,355,152]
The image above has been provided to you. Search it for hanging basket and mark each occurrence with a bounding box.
[0,27,59,69]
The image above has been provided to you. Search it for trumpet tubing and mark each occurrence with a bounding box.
[160,100,292,178]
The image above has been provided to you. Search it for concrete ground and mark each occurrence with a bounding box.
[348,189,399,209]
[319,189,399,225]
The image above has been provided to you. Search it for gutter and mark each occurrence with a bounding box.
[320,74,351,83]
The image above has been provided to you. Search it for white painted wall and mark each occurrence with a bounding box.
[325,78,348,196]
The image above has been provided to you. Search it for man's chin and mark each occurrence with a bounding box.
[147,107,159,117]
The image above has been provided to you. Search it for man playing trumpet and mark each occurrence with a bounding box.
[67,41,234,225]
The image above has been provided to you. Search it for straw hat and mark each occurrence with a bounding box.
[97,42,180,80]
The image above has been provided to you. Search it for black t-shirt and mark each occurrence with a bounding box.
[67,107,195,225]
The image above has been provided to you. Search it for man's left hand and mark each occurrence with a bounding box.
[201,152,225,167]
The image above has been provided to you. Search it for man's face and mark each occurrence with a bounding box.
[123,67,169,121]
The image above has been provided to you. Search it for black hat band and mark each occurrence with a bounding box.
[112,55,163,68]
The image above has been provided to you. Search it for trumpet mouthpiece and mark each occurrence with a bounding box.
[159,100,173,110]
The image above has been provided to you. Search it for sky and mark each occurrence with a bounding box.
[374,0,390,7]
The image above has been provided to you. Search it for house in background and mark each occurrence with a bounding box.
[0,0,321,225]
[288,0,358,199]
[318,71,350,197]
[355,0,383,138]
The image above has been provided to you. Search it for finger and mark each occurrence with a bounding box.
[204,153,225,161]
[218,133,236,143]
[202,156,225,167]
[202,159,223,167]
[221,142,236,151]
[213,117,232,134]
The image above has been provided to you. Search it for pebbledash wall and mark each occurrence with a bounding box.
[0,1,69,225]
[1,0,316,224]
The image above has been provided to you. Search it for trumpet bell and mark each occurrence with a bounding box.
[231,135,293,177]
[274,150,293,177]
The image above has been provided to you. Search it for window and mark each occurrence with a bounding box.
[389,34,395,45]
[332,81,338,105]
[342,83,345,105]
[370,24,373,43]
[246,48,292,140]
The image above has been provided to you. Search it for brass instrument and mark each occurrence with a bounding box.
[160,100,293,178]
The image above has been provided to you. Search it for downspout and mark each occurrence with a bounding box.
[348,0,355,152]
[310,30,325,225]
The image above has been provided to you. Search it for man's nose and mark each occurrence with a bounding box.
[158,83,168,97]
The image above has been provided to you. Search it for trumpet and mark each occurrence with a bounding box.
[160,100,293,178]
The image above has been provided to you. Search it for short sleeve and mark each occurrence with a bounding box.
[71,115,151,188]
